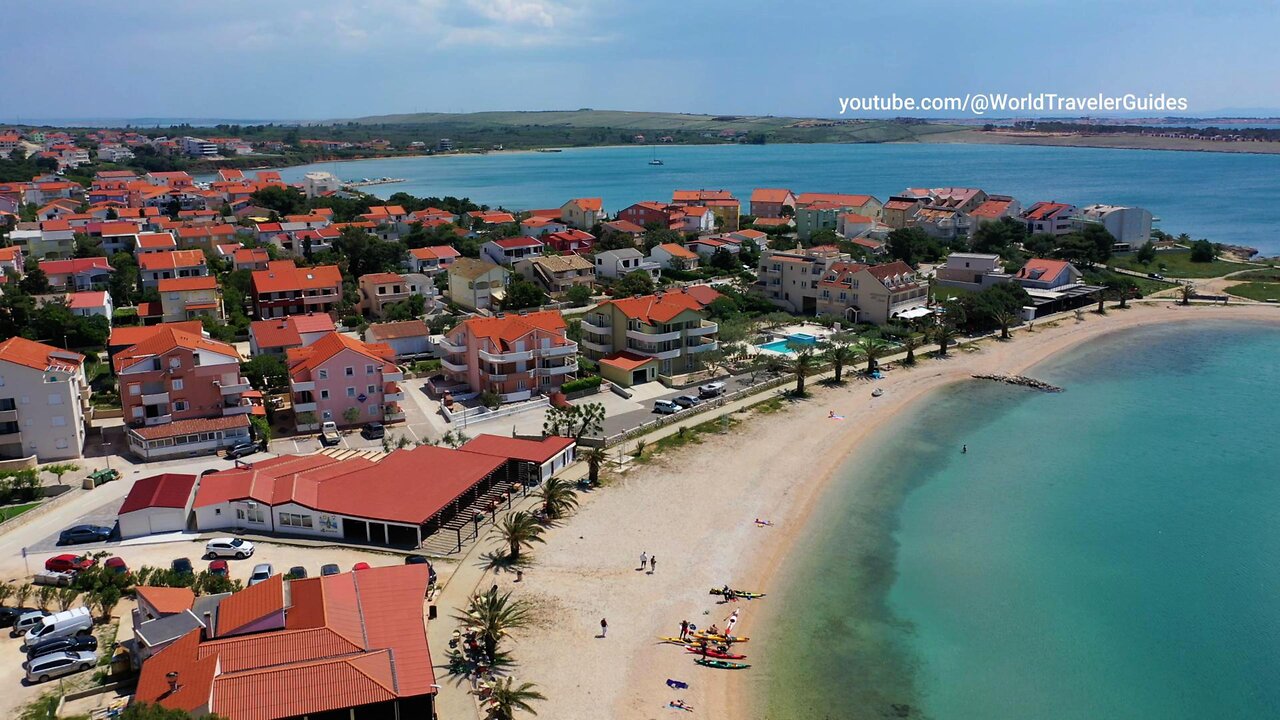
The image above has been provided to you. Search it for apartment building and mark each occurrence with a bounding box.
[814,260,930,325]
[514,255,595,296]
[406,245,461,274]
[357,272,436,318]
[1022,202,1079,236]
[139,249,209,289]
[287,332,405,431]
[439,310,578,403]
[447,257,509,312]
[0,337,90,462]
[157,276,223,323]
[580,287,720,387]
[250,260,343,319]
[755,245,847,314]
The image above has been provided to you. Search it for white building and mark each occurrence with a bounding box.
[302,171,342,198]
[1076,205,1153,249]
[594,248,661,280]
[0,337,90,462]
[933,253,1014,291]
[180,137,218,157]
[117,473,197,539]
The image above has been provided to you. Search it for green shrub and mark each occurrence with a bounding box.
[478,390,501,408]
[560,376,602,394]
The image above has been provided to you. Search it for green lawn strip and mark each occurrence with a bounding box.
[0,501,41,523]
[1110,251,1252,279]
[1223,282,1280,302]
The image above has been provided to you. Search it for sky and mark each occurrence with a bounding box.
[3,0,1278,122]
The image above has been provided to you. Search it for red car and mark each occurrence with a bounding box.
[44,554,95,573]
[208,559,229,577]
[352,562,371,571]
[104,556,128,575]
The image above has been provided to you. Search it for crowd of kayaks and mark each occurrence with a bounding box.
[656,587,767,671]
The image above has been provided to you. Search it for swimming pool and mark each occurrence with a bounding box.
[757,333,822,354]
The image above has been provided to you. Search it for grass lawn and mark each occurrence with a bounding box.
[1110,251,1253,279]
[1224,282,1280,303]
[1229,268,1280,283]
[0,501,40,523]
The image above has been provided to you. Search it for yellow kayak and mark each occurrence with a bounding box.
[689,631,749,643]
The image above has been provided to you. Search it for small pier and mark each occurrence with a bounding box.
[971,374,1064,392]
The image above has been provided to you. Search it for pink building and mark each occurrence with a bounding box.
[288,332,405,431]
[439,310,578,403]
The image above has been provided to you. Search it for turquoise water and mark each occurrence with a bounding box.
[280,144,1280,254]
[763,321,1280,720]
[758,333,821,354]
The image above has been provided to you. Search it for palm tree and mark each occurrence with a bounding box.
[824,342,856,383]
[933,322,957,357]
[56,587,80,611]
[35,585,56,612]
[1095,287,1109,314]
[485,677,546,720]
[786,349,819,396]
[533,477,579,520]
[497,511,546,561]
[991,307,1018,340]
[853,337,892,374]
[1179,282,1195,306]
[453,589,533,661]
[583,446,608,486]
[900,334,923,365]
[0,582,13,607]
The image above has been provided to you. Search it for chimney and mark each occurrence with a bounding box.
[166,671,181,694]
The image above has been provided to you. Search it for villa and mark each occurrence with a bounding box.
[580,287,720,386]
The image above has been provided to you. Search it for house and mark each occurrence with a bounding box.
[677,205,716,233]
[1021,202,1078,236]
[617,201,683,230]
[755,245,848,314]
[728,228,768,248]
[1076,205,1152,248]
[108,322,204,359]
[302,170,342,197]
[98,221,142,254]
[0,245,24,276]
[881,196,927,229]
[174,223,236,252]
[114,326,253,459]
[750,188,796,219]
[248,313,336,356]
[560,197,605,230]
[232,247,270,271]
[580,288,720,386]
[0,337,90,462]
[133,565,438,720]
[67,291,114,323]
[439,310,578,402]
[601,219,645,243]
[250,260,343,319]
[686,237,741,258]
[519,216,567,236]
[481,236,544,266]
[969,195,1022,225]
[139,250,209,289]
[837,213,877,239]
[40,257,112,291]
[358,272,436,318]
[364,320,431,360]
[793,193,883,240]
[134,231,177,255]
[447,257,510,312]
[287,332,404,430]
[914,206,973,241]
[1014,258,1083,290]
[671,190,740,231]
[814,260,930,325]
[117,473,198,539]
[30,220,76,259]
[594,248,660,281]
[406,245,461,274]
[460,434,576,485]
[649,243,700,271]
[543,228,595,255]
[467,210,516,228]
[934,253,1015,291]
[515,254,596,296]
[158,276,223,323]
[923,187,988,212]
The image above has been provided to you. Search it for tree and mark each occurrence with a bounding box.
[384,293,427,321]
[497,511,546,561]
[241,353,287,392]
[1106,276,1138,309]
[786,348,819,395]
[970,217,1026,255]
[1190,239,1216,263]
[249,186,307,216]
[453,589,533,664]
[342,406,361,425]
[853,337,892,373]
[1136,241,1157,265]
[708,247,738,272]
[533,477,579,519]
[250,416,272,448]
[503,278,547,311]
[543,402,605,440]
[485,678,546,720]
[0,582,13,607]
[887,227,929,266]
[56,587,80,611]
[612,270,655,297]
[44,462,80,486]
[932,322,957,357]
[584,446,608,486]
[899,333,923,365]
[823,341,855,383]
[565,284,593,307]
[14,583,31,609]
[991,305,1019,338]
[1179,282,1195,306]
[35,585,56,611]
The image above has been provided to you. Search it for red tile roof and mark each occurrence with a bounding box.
[251,260,342,294]
[120,473,197,514]
[409,245,461,261]
[567,197,603,211]
[217,575,285,637]
[656,242,698,259]
[136,232,177,248]
[39,257,112,275]
[135,586,196,615]
[461,434,575,464]
[66,291,108,310]
[1015,258,1074,282]
[366,320,428,341]
[0,336,84,372]
[140,249,207,272]
[134,630,219,714]
[599,351,656,371]
[601,288,719,324]
[750,188,794,203]
[286,332,395,379]
[447,310,567,352]
[128,415,250,441]
[158,275,217,292]
[108,321,203,350]
[489,236,543,250]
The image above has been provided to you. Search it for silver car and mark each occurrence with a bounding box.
[25,649,95,683]
[248,563,274,586]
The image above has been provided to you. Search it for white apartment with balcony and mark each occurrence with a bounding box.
[579,287,721,387]
[0,337,90,462]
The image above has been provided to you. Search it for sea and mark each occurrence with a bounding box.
[276,143,1280,255]
[761,321,1280,720]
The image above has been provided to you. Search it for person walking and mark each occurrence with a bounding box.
[600,617,608,638]
[639,551,648,571]
[679,619,689,640]
[649,555,657,574]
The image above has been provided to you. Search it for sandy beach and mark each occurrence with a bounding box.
[477,303,1278,720]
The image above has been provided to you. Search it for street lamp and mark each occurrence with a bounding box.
[102,441,112,471]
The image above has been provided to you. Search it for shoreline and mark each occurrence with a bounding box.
[909,128,1280,156]
[501,303,1279,720]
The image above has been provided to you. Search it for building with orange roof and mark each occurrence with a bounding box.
[969,195,1022,224]
[1014,257,1083,290]
[671,190,740,230]
[250,260,343,319]
[481,235,544,266]
[1021,201,1079,236]
[116,326,252,459]
[139,249,209,289]
[0,337,89,462]
[814,259,929,324]
[174,223,237,252]
[157,275,223,324]
[749,188,796,218]
[581,288,720,386]
[794,193,882,240]
[357,272,437,319]
[287,332,404,431]
[755,245,852,314]
[0,245,24,276]
[519,215,568,237]
[617,201,685,231]
[446,257,510,311]
[439,310,577,402]
[249,313,336,357]
[649,242,700,271]
[406,244,461,274]
[39,257,112,291]
[560,197,606,229]
[134,565,438,720]
[232,246,270,272]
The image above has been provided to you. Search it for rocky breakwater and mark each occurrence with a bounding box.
[972,374,1064,393]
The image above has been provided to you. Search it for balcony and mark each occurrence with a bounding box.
[384,389,404,403]
[0,428,21,442]
[479,347,533,363]
[437,338,467,354]
[291,380,315,392]
[687,340,719,354]
[628,346,682,361]
[217,378,251,395]
[484,372,508,382]
[627,328,681,343]
[141,392,169,405]
[292,401,317,413]
[383,369,404,382]
[143,414,172,427]
[223,405,252,416]
[440,357,468,373]
[687,321,718,337]
[536,342,578,358]
[581,338,611,353]
[537,364,576,376]
[579,318,610,335]
[0,409,17,423]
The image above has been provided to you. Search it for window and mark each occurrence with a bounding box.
[173,401,188,412]
[129,384,141,396]
[346,387,355,397]
[344,367,354,377]
[51,416,66,427]
[171,378,183,391]
[245,507,265,523]
[132,407,143,419]
[318,369,328,380]
[365,364,375,375]
[279,512,313,528]
[369,404,379,415]
[367,385,377,395]
[319,389,329,399]
[48,394,63,406]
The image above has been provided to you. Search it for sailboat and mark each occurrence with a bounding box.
[649,145,664,166]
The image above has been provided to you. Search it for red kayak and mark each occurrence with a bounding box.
[686,647,747,660]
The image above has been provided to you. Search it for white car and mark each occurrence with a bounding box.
[205,537,255,559]
[698,382,726,398]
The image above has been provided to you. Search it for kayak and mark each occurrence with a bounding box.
[689,631,748,643]
[686,647,747,660]
[709,588,766,600]
[658,636,691,644]
[695,658,751,670]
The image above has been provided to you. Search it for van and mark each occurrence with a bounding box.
[11,611,48,638]
[24,606,92,647]
[24,650,96,683]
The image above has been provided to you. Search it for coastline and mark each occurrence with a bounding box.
[910,128,1280,155]
[501,303,1279,720]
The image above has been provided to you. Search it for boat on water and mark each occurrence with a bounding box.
[649,158,664,166]
[695,658,751,670]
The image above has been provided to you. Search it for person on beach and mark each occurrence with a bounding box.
[726,608,740,635]
[962,444,968,454]
[600,617,608,638]
[679,619,689,640]
[650,555,657,573]
[640,551,648,570]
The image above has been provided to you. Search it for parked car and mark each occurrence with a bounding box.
[58,524,112,546]
[104,556,128,575]
[698,382,726,398]
[204,537,256,559]
[208,559,229,577]
[653,399,680,415]
[33,571,76,588]
[673,394,701,408]
[0,607,24,628]
[285,566,308,580]
[24,650,96,683]
[248,563,273,586]
[226,441,259,460]
[360,422,385,440]
[27,633,97,660]
[171,558,194,575]
[11,611,48,638]
[24,607,93,647]
[404,554,438,587]
[320,421,341,446]
[320,564,341,577]
[352,562,371,571]
[44,554,95,573]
